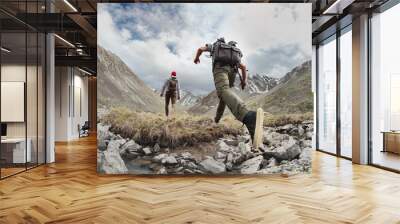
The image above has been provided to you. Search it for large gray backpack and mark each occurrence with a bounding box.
[212,40,242,66]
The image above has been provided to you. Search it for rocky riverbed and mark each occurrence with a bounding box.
[97,121,313,176]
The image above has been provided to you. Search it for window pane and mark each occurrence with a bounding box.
[340,29,352,158]
[318,37,337,154]
[371,3,400,171]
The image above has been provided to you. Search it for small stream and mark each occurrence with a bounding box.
[125,158,153,174]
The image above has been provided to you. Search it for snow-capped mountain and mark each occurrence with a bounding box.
[230,73,279,95]
[179,89,202,107]
[246,74,279,94]
[188,73,279,115]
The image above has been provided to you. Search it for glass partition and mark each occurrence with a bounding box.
[317,35,337,154]
[27,31,38,169]
[0,1,46,179]
[1,31,28,177]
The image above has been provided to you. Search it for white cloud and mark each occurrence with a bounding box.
[98,3,311,95]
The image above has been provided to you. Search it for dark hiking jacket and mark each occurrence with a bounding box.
[161,78,181,99]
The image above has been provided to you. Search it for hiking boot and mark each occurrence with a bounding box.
[243,111,257,141]
[214,116,221,124]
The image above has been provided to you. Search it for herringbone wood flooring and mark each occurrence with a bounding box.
[1,135,400,224]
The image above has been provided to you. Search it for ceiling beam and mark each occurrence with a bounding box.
[66,13,97,47]
[55,55,96,71]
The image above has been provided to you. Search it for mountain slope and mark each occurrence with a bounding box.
[247,61,312,114]
[97,46,164,113]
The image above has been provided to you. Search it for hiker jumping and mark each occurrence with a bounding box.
[194,38,263,147]
[160,71,181,117]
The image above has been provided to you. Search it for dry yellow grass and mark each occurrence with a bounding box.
[100,107,243,148]
[263,112,313,127]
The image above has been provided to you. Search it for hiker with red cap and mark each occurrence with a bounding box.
[160,71,181,117]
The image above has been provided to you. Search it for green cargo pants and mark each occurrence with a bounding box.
[213,64,249,122]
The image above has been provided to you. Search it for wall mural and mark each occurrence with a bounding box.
[97,3,313,175]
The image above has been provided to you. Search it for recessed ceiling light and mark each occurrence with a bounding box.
[54,34,75,48]
[323,0,355,15]
[63,0,78,12]
[78,67,93,76]
[1,47,11,53]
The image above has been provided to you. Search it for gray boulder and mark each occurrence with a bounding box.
[153,153,168,163]
[263,132,290,147]
[217,140,231,152]
[226,153,234,164]
[120,140,142,155]
[174,167,184,173]
[186,161,198,169]
[237,135,250,142]
[98,140,108,151]
[232,152,247,165]
[256,166,282,174]
[97,123,112,151]
[162,156,178,165]
[97,123,111,141]
[100,139,128,174]
[153,143,161,153]
[278,124,295,133]
[157,166,167,174]
[181,152,194,160]
[264,157,277,168]
[238,142,251,154]
[184,169,195,174]
[240,155,263,174]
[298,147,312,173]
[298,126,305,136]
[224,139,239,146]
[305,131,313,140]
[107,139,126,150]
[214,151,226,160]
[300,147,312,161]
[300,140,313,148]
[263,138,301,161]
[200,157,226,174]
[141,147,152,155]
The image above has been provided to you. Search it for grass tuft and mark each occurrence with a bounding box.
[100,107,243,148]
[264,112,313,127]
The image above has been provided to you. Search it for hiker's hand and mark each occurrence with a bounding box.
[160,94,163,97]
[194,57,200,64]
[241,81,246,90]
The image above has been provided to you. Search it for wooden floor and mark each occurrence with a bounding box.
[1,135,400,224]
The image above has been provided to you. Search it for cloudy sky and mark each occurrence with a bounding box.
[98,3,311,95]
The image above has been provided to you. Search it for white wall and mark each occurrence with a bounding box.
[55,67,89,141]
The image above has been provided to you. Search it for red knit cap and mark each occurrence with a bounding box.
[171,71,176,77]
